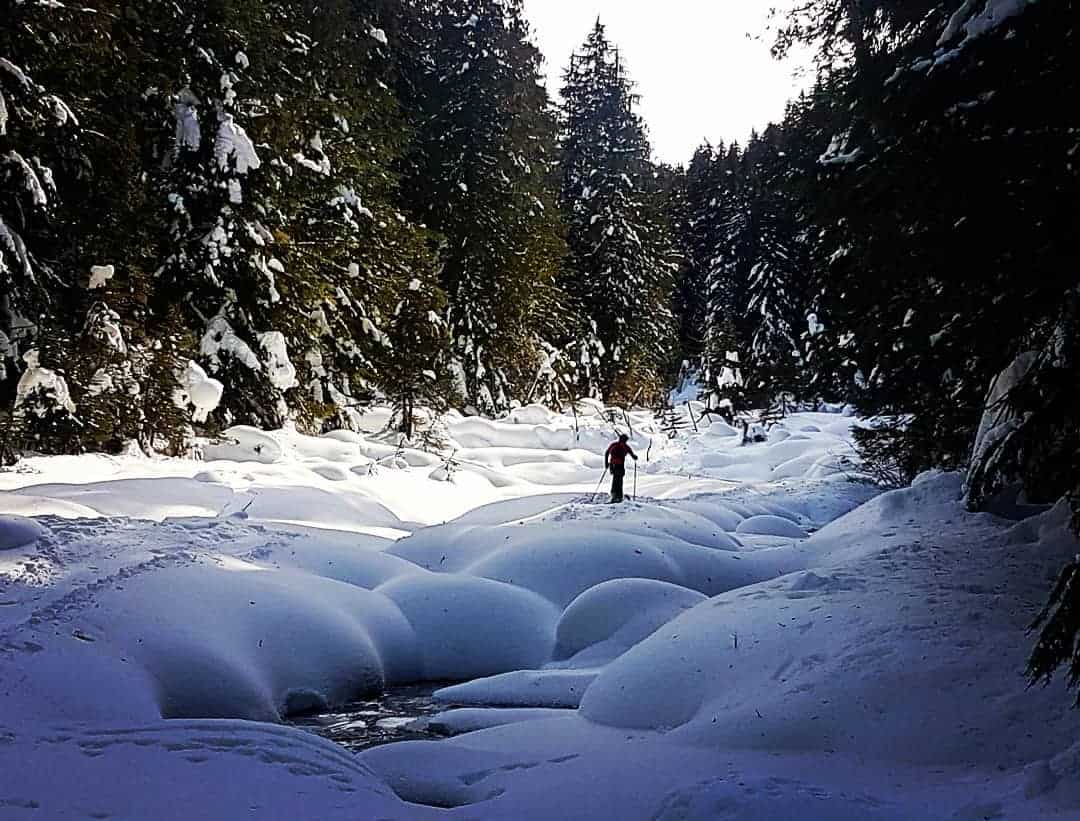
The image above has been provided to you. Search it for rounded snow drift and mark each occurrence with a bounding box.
[0,515,47,551]
[705,420,740,438]
[554,578,707,661]
[734,514,809,539]
[509,404,555,425]
[468,533,685,608]
[377,573,559,680]
[203,426,284,464]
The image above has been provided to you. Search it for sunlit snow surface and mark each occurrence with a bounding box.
[1,405,1079,819]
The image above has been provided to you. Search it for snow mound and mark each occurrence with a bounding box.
[657,411,865,484]
[508,403,555,425]
[735,514,809,539]
[308,461,351,482]
[705,420,740,437]
[108,566,419,720]
[0,720,406,819]
[376,573,559,680]
[419,706,574,735]
[4,546,426,724]
[0,514,46,550]
[434,668,599,708]
[389,496,830,611]
[467,529,685,608]
[248,529,416,590]
[446,414,648,457]
[554,578,707,662]
[579,471,1080,782]
[203,426,283,463]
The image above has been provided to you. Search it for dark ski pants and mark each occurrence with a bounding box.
[610,464,626,503]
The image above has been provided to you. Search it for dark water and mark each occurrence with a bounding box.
[286,683,460,751]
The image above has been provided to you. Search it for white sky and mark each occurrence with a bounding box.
[521,1,814,165]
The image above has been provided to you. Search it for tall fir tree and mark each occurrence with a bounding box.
[0,0,115,454]
[260,0,451,432]
[559,21,678,403]
[397,0,566,414]
[147,0,314,430]
[699,142,750,409]
[740,125,810,402]
[673,143,720,372]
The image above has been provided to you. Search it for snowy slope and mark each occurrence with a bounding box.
[1,408,1078,819]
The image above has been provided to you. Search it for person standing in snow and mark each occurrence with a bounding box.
[605,433,638,503]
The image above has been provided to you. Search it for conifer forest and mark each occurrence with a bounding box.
[2,2,1080,817]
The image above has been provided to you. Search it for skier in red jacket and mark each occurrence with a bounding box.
[604,433,638,503]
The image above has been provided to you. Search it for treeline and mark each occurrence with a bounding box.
[3,0,1077,533]
[678,0,1077,504]
[674,0,1078,697]
[1,2,678,454]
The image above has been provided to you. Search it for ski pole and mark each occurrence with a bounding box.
[592,468,608,503]
[632,461,638,501]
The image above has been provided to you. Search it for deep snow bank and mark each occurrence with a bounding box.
[578,474,1080,775]
[13,408,1070,819]
[356,477,1080,821]
[0,407,877,731]
[0,719,415,820]
[0,515,44,550]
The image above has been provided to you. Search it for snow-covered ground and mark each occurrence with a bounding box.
[1,405,1078,819]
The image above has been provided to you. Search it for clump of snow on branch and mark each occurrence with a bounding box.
[940,0,1038,49]
[174,360,224,423]
[87,304,127,353]
[330,187,374,226]
[174,89,202,151]
[886,0,1041,82]
[293,132,331,176]
[88,264,115,290]
[7,151,49,207]
[966,350,1039,495]
[818,133,863,166]
[258,331,298,391]
[200,315,260,371]
[15,349,76,415]
[214,114,261,174]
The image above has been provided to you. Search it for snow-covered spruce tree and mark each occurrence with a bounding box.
[966,291,1080,517]
[558,21,678,404]
[654,161,695,387]
[398,0,566,414]
[740,126,811,405]
[772,0,1080,699]
[670,143,719,374]
[960,288,1080,701]
[3,333,85,457]
[0,1,86,455]
[257,0,451,431]
[770,81,853,408]
[678,140,754,411]
[375,259,459,438]
[695,126,812,412]
[698,142,751,411]
[24,0,195,454]
[773,0,1080,474]
[148,1,325,431]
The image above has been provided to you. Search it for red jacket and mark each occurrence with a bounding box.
[606,441,636,467]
